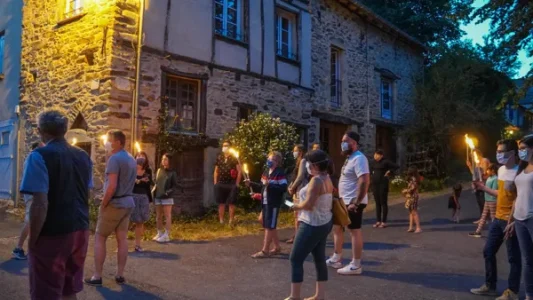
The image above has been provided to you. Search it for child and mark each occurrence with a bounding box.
[469,163,498,237]
[403,166,422,233]
[448,183,463,223]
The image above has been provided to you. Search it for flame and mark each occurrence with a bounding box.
[228,148,239,159]
[100,134,108,144]
[465,134,475,150]
[473,151,480,164]
[135,141,141,153]
[71,138,77,145]
[243,163,249,174]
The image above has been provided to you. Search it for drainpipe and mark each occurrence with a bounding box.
[14,105,21,207]
[131,0,145,150]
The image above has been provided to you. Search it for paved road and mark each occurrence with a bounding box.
[0,191,522,300]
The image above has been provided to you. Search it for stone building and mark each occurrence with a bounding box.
[3,0,424,212]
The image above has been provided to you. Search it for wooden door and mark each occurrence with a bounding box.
[320,120,348,178]
[376,125,397,162]
[166,149,205,215]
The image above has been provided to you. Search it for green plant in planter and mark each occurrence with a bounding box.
[223,113,300,209]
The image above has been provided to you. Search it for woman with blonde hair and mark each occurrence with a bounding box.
[287,144,308,244]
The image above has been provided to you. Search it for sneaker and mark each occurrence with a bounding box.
[12,248,27,260]
[470,284,498,296]
[468,232,482,238]
[496,289,519,300]
[326,255,343,269]
[152,232,162,241]
[156,232,170,243]
[337,263,363,275]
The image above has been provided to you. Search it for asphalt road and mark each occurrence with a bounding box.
[0,191,522,300]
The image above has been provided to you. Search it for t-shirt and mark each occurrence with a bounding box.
[495,165,518,220]
[215,155,239,184]
[485,175,498,202]
[513,170,533,221]
[105,149,136,208]
[338,151,370,205]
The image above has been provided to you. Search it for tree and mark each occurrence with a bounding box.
[359,0,472,50]
[404,42,512,176]
[471,0,533,97]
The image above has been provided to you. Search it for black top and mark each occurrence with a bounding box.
[370,158,399,183]
[33,139,92,236]
[133,167,153,202]
[215,154,239,184]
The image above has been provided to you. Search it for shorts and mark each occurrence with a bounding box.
[262,204,281,229]
[95,206,133,237]
[154,198,174,206]
[29,230,89,300]
[215,183,238,205]
[130,194,150,223]
[347,203,366,230]
[25,199,33,223]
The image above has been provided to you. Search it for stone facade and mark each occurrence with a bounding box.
[13,0,424,212]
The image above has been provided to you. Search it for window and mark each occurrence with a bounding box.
[238,106,253,123]
[1,131,9,146]
[330,47,342,107]
[64,0,83,19]
[0,31,4,75]
[319,127,330,154]
[165,76,201,132]
[215,0,244,42]
[381,79,393,119]
[276,9,297,61]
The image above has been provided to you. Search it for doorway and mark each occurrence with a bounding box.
[375,125,397,162]
[319,120,348,178]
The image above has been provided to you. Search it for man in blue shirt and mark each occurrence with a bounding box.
[20,110,92,300]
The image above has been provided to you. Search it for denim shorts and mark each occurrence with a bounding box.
[154,198,174,206]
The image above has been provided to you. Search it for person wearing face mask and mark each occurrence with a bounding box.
[286,150,333,300]
[470,139,522,300]
[311,143,336,178]
[246,151,287,258]
[508,134,533,300]
[326,131,370,276]
[370,149,399,229]
[214,141,242,225]
[287,145,309,244]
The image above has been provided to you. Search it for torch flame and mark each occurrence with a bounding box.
[465,134,475,150]
[243,163,249,174]
[71,138,77,145]
[100,134,108,144]
[473,151,480,164]
[135,141,141,154]
[228,148,239,159]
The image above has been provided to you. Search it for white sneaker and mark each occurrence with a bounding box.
[152,232,162,241]
[326,255,343,269]
[156,232,170,243]
[337,263,363,275]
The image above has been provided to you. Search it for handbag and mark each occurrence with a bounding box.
[332,197,351,226]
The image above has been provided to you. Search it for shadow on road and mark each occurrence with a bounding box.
[129,250,180,260]
[364,270,484,292]
[0,259,28,276]
[326,241,410,251]
[94,284,164,300]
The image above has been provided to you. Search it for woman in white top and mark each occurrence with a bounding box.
[287,144,309,244]
[286,150,333,300]
[512,134,533,300]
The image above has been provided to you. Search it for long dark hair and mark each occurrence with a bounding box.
[136,151,151,171]
[406,166,420,183]
[517,135,533,175]
[294,144,306,173]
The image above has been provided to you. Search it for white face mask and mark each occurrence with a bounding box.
[222,147,229,154]
[306,162,313,175]
[293,152,299,159]
[104,141,112,152]
[519,149,532,162]
[496,152,510,164]
[341,142,350,152]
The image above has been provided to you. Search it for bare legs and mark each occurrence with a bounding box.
[91,234,107,279]
[350,229,363,261]
[156,205,164,232]
[408,210,422,232]
[163,205,172,233]
[17,223,29,249]
[134,223,144,248]
[260,229,280,253]
[115,229,128,277]
[219,204,236,224]
[331,225,344,256]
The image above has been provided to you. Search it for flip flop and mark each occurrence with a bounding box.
[407,229,415,233]
[372,222,381,228]
[379,223,387,228]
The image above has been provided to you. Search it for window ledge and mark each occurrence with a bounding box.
[215,34,248,48]
[276,55,300,66]
[167,130,200,136]
[0,74,4,81]
[56,13,87,27]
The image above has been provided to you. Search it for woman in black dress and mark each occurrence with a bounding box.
[131,152,153,252]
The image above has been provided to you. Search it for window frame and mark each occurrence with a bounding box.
[380,78,393,120]
[214,0,245,42]
[163,75,202,133]
[0,131,9,146]
[64,0,83,19]
[330,47,342,107]
[0,30,5,77]
[275,9,298,61]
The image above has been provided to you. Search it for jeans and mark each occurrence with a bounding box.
[373,181,389,223]
[475,190,485,217]
[484,218,521,293]
[515,218,533,296]
[290,220,333,283]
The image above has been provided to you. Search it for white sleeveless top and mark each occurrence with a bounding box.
[298,179,333,226]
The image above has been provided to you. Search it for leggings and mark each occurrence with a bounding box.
[373,181,389,223]
[290,220,333,283]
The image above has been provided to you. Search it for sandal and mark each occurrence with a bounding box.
[304,297,324,300]
[372,222,381,228]
[407,228,415,233]
[414,229,422,234]
[134,245,144,252]
[115,276,125,285]
[251,251,269,258]
[270,248,282,255]
[379,223,387,228]
[284,297,301,300]
[286,237,295,244]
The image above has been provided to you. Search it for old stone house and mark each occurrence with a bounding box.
[1,0,424,213]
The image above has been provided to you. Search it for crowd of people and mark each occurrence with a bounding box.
[13,109,533,300]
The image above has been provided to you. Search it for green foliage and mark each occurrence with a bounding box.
[419,178,445,193]
[404,42,512,177]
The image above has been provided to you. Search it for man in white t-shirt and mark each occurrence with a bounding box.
[326,131,370,275]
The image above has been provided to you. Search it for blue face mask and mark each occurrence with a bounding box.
[266,160,274,168]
